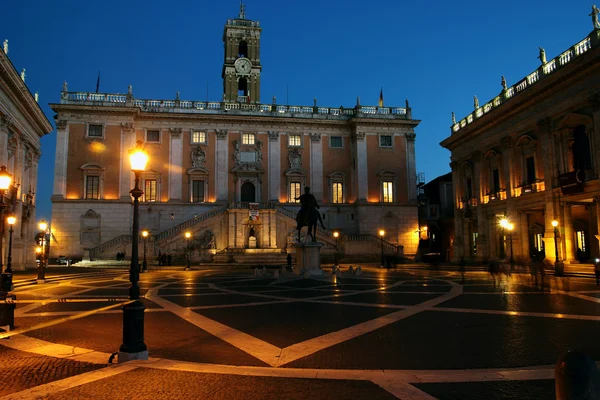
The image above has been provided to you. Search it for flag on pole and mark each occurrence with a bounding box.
[378,88,384,107]
[247,89,251,103]
[95,72,100,93]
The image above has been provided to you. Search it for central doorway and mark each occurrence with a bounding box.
[241,182,256,202]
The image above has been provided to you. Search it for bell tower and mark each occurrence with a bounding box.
[222,2,262,103]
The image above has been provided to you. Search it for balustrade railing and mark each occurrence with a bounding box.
[346,234,397,253]
[451,34,594,135]
[154,205,228,242]
[89,234,132,259]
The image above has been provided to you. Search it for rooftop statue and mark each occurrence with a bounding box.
[2,39,7,55]
[538,47,547,64]
[239,0,246,19]
[20,68,25,82]
[452,112,456,124]
[474,95,479,109]
[128,84,133,95]
[501,76,507,90]
[62,81,68,92]
[591,5,600,30]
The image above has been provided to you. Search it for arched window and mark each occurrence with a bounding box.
[238,41,248,58]
[241,181,256,202]
[238,77,248,97]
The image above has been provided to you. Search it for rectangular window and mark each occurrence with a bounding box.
[330,136,343,148]
[379,135,392,147]
[88,124,103,137]
[144,179,157,202]
[288,135,301,147]
[534,233,544,252]
[242,133,255,145]
[332,182,343,204]
[85,176,100,199]
[472,232,478,256]
[192,180,205,203]
[577,231,586,252]
[526,156,535,184]
[382,181,393,203]
[289,182,301,203]
[492,168,500,193]
[146,130,160,142]
[192,131,206,144]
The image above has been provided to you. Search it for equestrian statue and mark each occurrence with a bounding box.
[295,187,326,242]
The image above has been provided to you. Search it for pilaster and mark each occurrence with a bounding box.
[563,203,575,262]
[519,211,529,260]
[502,137,513,198]
[309,133,323,201]
[216,130,229,201]
[169,128,183,201]
[355,132,368,202]
[268,131,280,201]
[52,120,68,199]
[0,116,10,166]
[119,123,135,200]
[406,133,417,202]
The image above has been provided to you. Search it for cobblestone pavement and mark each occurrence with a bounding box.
[1,266,599,399]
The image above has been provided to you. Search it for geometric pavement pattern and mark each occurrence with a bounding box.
[1,267,600,399]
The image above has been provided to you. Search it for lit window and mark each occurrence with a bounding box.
[330,136,342,148]
[192,131,206,144]
[146,130,160,142]
[85,176,100,199]
[382,181,393,203]
[379,135,392,147]
[289,182,301,203]
[288,135,301,147]
[144,179,157,202]
[242,133,255,145]
[192,180,205,203]
[88,124,103,137]
[332,182,343,204]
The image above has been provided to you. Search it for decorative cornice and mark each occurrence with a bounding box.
[268,131,279,141]
[169,127,182,137]
[216,129,228,140]
[56,120,68,130]
[0,115,13,131]
[536,117,551,133]
[309,133,321,142]
[355,132,365,141]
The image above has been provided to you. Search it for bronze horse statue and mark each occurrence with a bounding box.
[297,207,320,242]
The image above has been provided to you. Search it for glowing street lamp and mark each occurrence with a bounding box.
[379,229,385,268]
[141,230,149,272]
[185,232,191,270]
[119,141,148,362]
[0,166,12,292]
[333,231,340,267]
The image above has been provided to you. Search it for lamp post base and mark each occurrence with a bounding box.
[118,349,149,363]
[555,261,565,277]
[36,279,46,284]
[119,300,147,362]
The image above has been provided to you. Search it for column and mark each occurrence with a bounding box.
[52,120,68,199]
[406,133,417,202]
[519,211,529,260]
[594,198,600,257]
[502,138,513,198]
[355,132,368,202]
[563,204,575,262]
[268,132,280,201]
[216,130,229,201]
[451,164,464,260]
[119,123,135,200]
[542,193,559,262]
[590,95,600,178]
[310,133,323,201]
[538,118,555,190]
[0,116,11,168]
[169,128,183,201]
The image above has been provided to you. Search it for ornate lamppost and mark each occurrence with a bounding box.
[6,215,15,278]
[185,232,191,271]
[118,141,148,362]
[38,220,48,283]
[141,230,148,273]
[333,231,339,267]
[379,229,385,268]
[0,166,12,291]
[552,220,564,276]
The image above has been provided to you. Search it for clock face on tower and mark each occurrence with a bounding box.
[234,58,252,74]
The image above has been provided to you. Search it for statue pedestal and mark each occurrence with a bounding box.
[248,236,257,249]
[293,242,323,272]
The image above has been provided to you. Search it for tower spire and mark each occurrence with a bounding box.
[239,1,246,19]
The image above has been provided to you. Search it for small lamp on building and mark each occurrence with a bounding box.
[379,229,385,268]
[185,232,191,271]
[333,231,340,267]
[552,220,564,276]
[141,230,149,273]
[118,141,148,362]
[37,220,48,283]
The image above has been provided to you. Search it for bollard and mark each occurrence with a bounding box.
[556,350,600,400]
[349,266,354,275]
[335,269,342,278]
[0,293,16,331]
[274,270,279,279]
[356,266,362,276]
[262,266,267,276]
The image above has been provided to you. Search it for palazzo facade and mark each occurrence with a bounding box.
[49,8,420,263]
[0,41,53,269]
[441,22,600,264]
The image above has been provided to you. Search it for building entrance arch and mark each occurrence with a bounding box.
[241,182,256,202]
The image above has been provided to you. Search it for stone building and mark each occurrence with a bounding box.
[441,18,600,266]
[0,40,53,269]
[49,6,420,263]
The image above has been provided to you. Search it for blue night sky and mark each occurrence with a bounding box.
[1,0,596,220]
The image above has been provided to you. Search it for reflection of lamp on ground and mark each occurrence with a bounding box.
[333,231,339,267]
[38,220,48,283]
[379,229,385,268]
[118,141,148,362]
[552,220,564,276]
[141,230,148,273]
[185,232,191,271]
